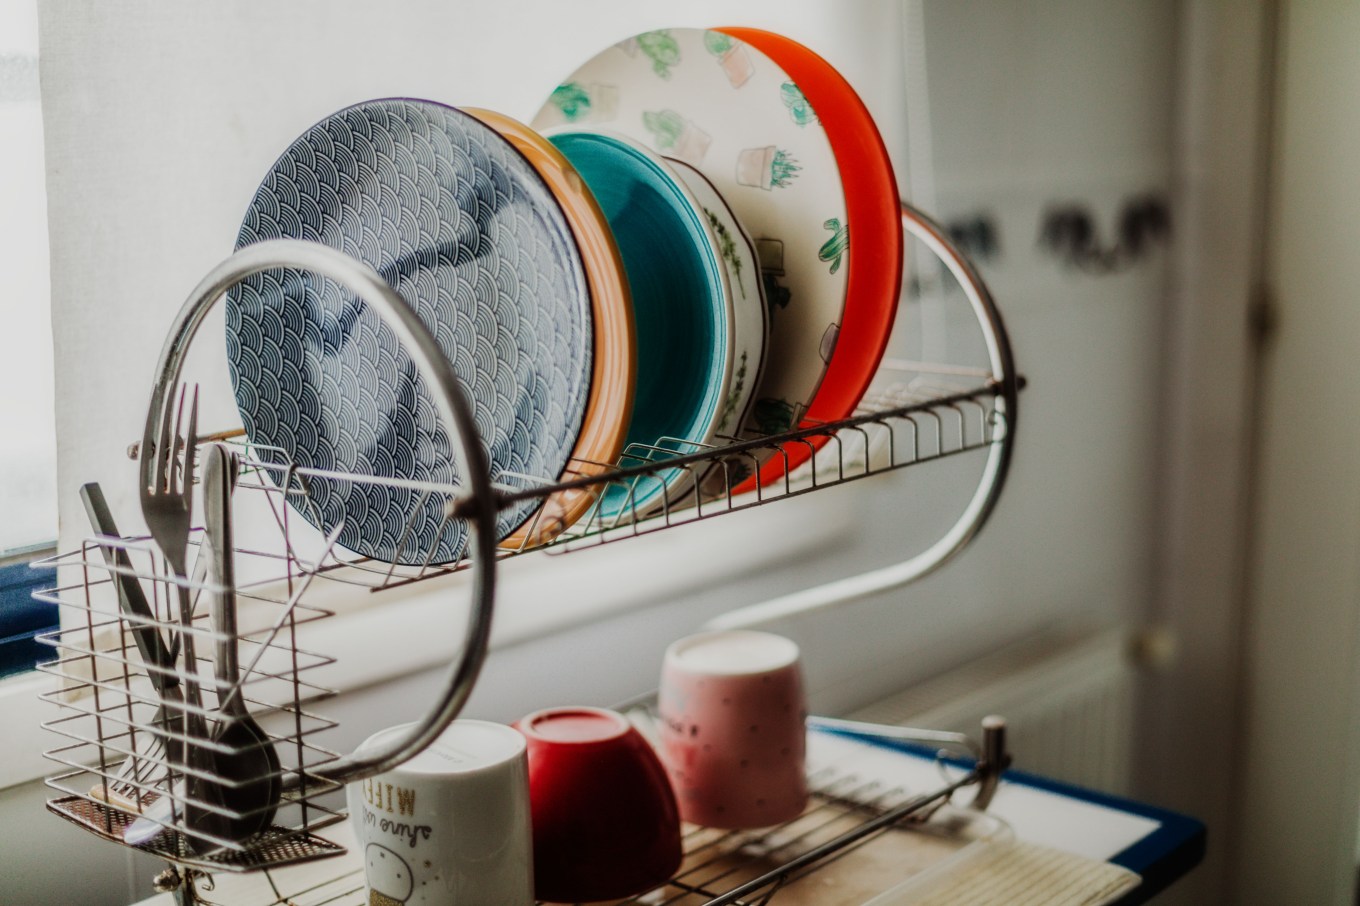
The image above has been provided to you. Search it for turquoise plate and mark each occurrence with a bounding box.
[547,130,728,521]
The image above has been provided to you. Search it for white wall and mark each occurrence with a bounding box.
[1137,3,1273,903]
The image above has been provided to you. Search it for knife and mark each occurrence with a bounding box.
[80,482,179,688]
[80,482,186,815]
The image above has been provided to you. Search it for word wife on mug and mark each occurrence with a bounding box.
[347,720,535,906]
[356,778,432,849]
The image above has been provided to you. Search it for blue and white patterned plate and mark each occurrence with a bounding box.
[226,99,592,564]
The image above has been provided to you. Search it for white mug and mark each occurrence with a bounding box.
[347,720,534,906]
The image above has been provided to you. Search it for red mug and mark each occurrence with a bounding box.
[515,706,682,903]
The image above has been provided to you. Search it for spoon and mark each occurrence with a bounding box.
[201,443,281,843]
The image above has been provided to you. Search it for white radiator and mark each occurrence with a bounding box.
[846,628,1137,795]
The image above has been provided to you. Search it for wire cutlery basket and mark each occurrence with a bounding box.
[33,202,1021,903]
[36,493,349,871]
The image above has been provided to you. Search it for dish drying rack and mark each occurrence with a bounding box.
[34,202,1023,905]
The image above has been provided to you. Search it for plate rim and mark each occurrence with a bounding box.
[464,108,638,548]
[719,27,903,488]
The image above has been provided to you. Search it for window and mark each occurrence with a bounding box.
[0,0,58,676]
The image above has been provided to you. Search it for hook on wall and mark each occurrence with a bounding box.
[1038,193,1171,275]
[945,213,1002,263]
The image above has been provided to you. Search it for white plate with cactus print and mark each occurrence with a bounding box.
[532,27,849,448]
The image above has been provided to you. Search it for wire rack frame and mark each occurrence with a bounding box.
[177,201,1019,606]
[201,365,1007,604]
[34,201,1020,901]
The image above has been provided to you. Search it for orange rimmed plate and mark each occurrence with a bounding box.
[466,109,636,548]
[720,28,903,491]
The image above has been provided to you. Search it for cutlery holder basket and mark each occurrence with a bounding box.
[36,516,348,870]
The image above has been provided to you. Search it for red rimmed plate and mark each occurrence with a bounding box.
[720,28,902,490]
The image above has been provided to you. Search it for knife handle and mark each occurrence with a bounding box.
[79,482,179,686]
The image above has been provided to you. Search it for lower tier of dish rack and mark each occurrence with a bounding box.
[132,716,1011,906]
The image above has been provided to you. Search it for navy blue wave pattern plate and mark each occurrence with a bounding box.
[227,99,592,564]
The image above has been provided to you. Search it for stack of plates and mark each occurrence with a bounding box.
[226,27,903,564]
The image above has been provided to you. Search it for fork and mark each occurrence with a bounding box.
[137,385,221,839]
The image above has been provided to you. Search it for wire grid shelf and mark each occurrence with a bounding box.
[210,356,1010,599]
[145,712,1009,906]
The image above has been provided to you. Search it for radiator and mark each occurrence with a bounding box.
[846,628,1137,796]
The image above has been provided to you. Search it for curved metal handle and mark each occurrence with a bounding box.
[708,200,1019,630]
[138,238,498,785]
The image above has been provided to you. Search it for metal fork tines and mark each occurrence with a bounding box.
[137,385,212,815]
[142,384,199,597]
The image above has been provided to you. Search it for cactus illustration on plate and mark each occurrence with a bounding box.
[780,81,818,126]
[756,238,792,312]
[819,218,849,274]
[704,208,746,299]
[543,81,618,125]
[704,31,735,57]
[642,109,712,165]
[819,322,840,363]
[736,146,801,190]
[638,30,681,79]
[548,82,592,123]
[643,109,685,150]
[704,30,754,87]
[752,397,799,436]
[769,149,801,187]
[763,272,792,312]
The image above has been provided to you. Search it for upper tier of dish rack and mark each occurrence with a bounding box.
[35,202,1022,904]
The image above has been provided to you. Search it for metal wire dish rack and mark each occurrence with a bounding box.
[34,201,1022,904]
[147,709,1012,906]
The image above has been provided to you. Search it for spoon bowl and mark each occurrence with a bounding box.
[200,443,282,844]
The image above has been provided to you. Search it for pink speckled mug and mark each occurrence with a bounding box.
[657,630,808,828]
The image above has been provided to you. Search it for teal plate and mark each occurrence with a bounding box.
[548,130,728,521]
